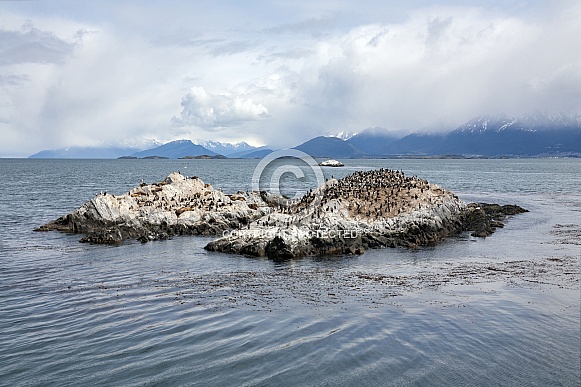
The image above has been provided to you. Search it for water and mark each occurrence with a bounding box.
[0,158,579,386]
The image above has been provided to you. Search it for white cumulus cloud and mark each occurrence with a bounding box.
[172,86,270,130]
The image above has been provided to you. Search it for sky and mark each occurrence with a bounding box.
[1,0,580,157]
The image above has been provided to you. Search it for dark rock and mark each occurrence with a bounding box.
[265,237,295,259]
[461,203,528,238]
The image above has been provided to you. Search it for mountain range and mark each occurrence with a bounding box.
[28,113,581,159]
[28,139,162,159]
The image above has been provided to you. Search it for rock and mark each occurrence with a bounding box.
[36,170,528,258]
[36,172,271,244]
[318,159,344,167]
[206,168,481,258]
[460,203,528,238]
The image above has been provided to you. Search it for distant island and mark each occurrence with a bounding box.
[117,154,226,160]
[118,155,170,159]
[179,155,227,159]
[28,112,581,159]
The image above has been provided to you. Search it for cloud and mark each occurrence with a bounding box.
[172,86,270,131]
[0,18,189,155]
[266,4,581,134]
[1,1,580,156]
[209,40,260,56]
[262,16,337,37]
[257,47,315,64]
[0,21,75,65]
[0,73,29,86]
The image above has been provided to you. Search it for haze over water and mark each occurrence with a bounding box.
[0,158,579,386]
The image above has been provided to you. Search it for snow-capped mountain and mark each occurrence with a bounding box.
[327,131,358,141]
[346,112,581,157]
[519,112,581,130]
[454,112,581,134]
[116,138,163,149]
[192,140,256,156]
[439,112,581,156]
[454,114,518,133]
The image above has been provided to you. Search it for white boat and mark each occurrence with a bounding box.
[318,159,344,167]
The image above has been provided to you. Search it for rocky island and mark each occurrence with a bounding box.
[36,170,527,258]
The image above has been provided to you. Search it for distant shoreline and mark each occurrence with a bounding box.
[8,154,581,160]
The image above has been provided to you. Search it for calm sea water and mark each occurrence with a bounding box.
[0,158,580,386]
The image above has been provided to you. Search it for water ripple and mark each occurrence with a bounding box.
[1,159,580,386]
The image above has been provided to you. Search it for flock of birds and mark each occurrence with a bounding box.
[117,169,451,224]
[287,168,451,221]
[124,175,230,214]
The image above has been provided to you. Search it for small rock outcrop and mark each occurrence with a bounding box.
[36,173,272,244]
[460,203,528,238]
